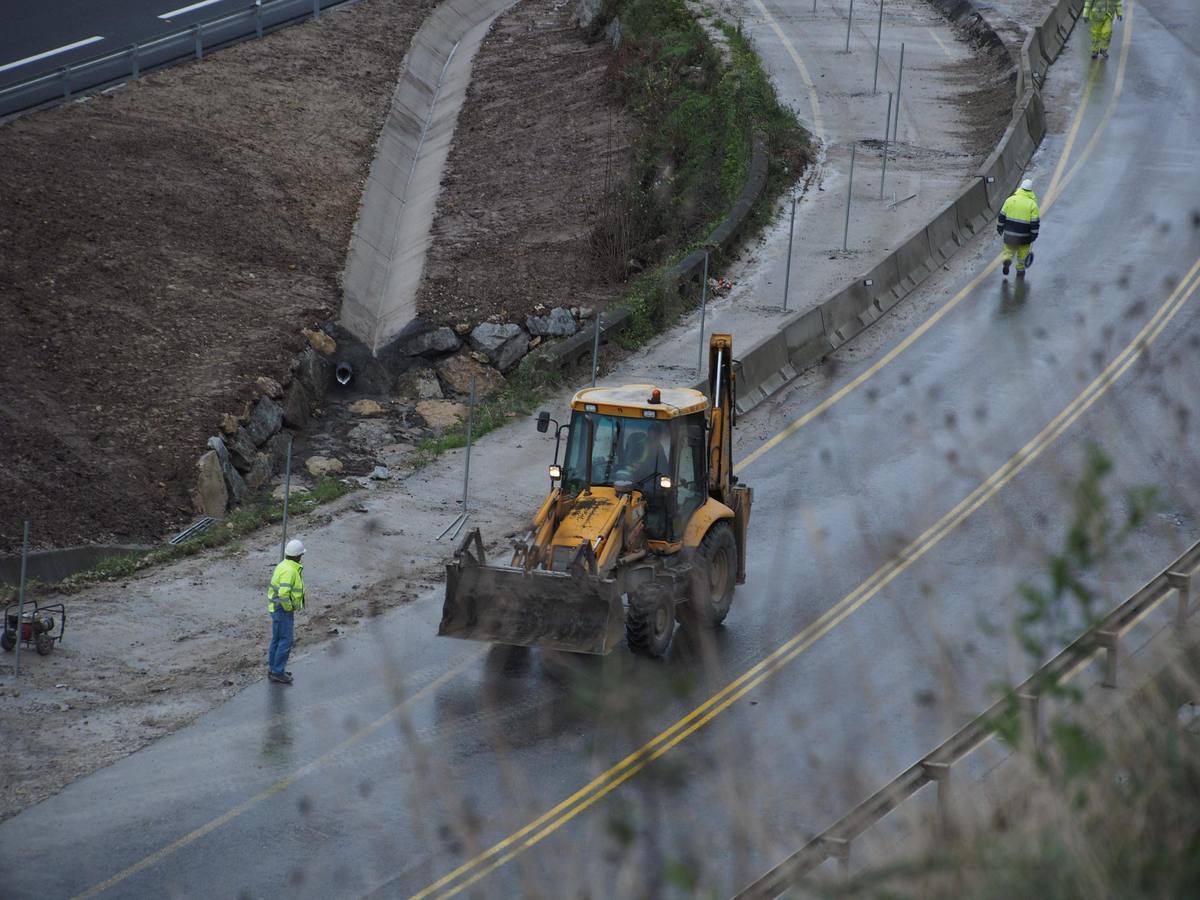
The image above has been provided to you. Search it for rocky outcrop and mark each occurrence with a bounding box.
[469,322,528,372]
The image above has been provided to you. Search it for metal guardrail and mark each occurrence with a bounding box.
[734,539,1200,899]
[0,0,347,120]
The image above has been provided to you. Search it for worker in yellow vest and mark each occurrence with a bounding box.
[267,539,306,684]
[997,179,1040,279]
[1083,0,1123,60]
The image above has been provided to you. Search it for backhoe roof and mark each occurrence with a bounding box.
[571,384,708,419]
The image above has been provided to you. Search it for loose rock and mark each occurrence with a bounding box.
[303,328,336,356]
[395,367,444,401]
[225,428,258,472]
[282,381,311,430]
[525,306,578,337]
[347,421,395,451]
[415,399,468,430]
[245,397,284,446]
[468,322,528,372]
[207,436,247,504]
[398,326,461,358]
[347,399,387,417]
[255,376,283,399]
[244,453,274,491]
[435,354,505,399]
[370,466,391,481]
[219,413,240,435]
[194,451,228,517]
[305,456,344,477]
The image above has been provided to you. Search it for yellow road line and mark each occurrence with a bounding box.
[741,3,1134,473]
[751,0,825,142]
[927,28,954,60]
[74,650,485,900]
[417,253,1200,898]
[80,9,1140,898]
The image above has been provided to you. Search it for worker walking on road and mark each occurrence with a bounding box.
[267,539,306,685]
[1083,0,1123,60]
[997,178,1040,279]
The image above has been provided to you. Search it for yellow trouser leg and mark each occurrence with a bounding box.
[1014,244,1031,271]
[1092,15,1114,52]
[1002,245,1016,264]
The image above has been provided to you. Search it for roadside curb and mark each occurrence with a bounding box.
[722,0,1084,415]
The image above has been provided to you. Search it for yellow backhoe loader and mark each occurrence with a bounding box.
[439,333,752,657]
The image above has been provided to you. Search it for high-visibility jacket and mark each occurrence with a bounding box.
[1083,0,1122,17]
[997,188,1040,246]
[267,559,305,613]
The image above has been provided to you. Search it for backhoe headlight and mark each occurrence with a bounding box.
[549,464,562,480]
[658,475,672,490]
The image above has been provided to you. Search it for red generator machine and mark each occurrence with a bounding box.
[2,600,66,656]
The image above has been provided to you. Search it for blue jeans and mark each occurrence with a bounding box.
[268,609,294,675]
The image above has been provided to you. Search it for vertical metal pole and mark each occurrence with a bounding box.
[842,144,856,252]
[892,42,905,142]
[880,92,892,199]
[462,377,476,512]
[60,67,70,100]
[131,44,140,79]
[194,25,203,60]
[280,435,293,561]
[813,0,817,12]
[696,251,710,375]
[255,0,263,38]
[590,311,601,386]
[845,0,855,52]
[872,0,885,94]
[313,0,321,19]
[13,521,29,677]
[782,197,797,311]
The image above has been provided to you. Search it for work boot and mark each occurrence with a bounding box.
[1091,51,1099,59]
[268,671,293,684]
[1016,269,1026,279]
[1100,48,1109,59]
[1002,259,1011,276]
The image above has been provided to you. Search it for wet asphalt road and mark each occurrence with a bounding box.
[4,1,1200,897]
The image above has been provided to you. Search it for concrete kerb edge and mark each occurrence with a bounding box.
[724,0,1082,415]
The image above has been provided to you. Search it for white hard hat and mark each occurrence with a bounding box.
[285,539,306,557]
[1021,178,1034,191]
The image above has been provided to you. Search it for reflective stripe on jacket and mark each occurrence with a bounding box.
[267,559,305,613]
[1083,0,1122,17]
[998,188,1040,246]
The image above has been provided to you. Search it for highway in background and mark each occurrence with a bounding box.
[2,0,1198,897]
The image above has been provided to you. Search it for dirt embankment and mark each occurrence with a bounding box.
[415,0,633,327]
[0,0,438,554]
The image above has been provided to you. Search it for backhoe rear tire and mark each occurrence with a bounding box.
[626,582,675,658]
[686,522,738,627]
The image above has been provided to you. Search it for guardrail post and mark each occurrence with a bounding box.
[844,0,855,53]
[59,67,70,100]
[130,44,140,79]
[1167,570,1192,632]
[1017,692,1040,753]
[1096,630,1119,688]
[193,25,203,60]
[782,196,797,311]
[255,0,263,38]
[313,0,321,20]
[820,836,851,876]
[921,762,954,839]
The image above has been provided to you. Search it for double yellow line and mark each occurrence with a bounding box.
[415,9,1150,899]
[79,8,1142,900]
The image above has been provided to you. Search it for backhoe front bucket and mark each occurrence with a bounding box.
[439,530,625,655]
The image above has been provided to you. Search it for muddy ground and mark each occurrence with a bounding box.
[0,0,439,555]
[415,0,633,327]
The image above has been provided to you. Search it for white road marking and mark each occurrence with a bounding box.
[927,28,954,59]
[0,36,104,75]
[158,0,224,19]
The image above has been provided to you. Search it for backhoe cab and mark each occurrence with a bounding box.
[439,334,752,657]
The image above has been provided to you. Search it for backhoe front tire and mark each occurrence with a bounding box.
[626,582,675,658]
[687,522,738,627]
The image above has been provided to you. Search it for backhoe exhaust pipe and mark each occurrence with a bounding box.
[335,362,353,386]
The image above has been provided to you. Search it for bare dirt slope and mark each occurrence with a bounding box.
[415,0,633,326]
[0,0,438,554]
